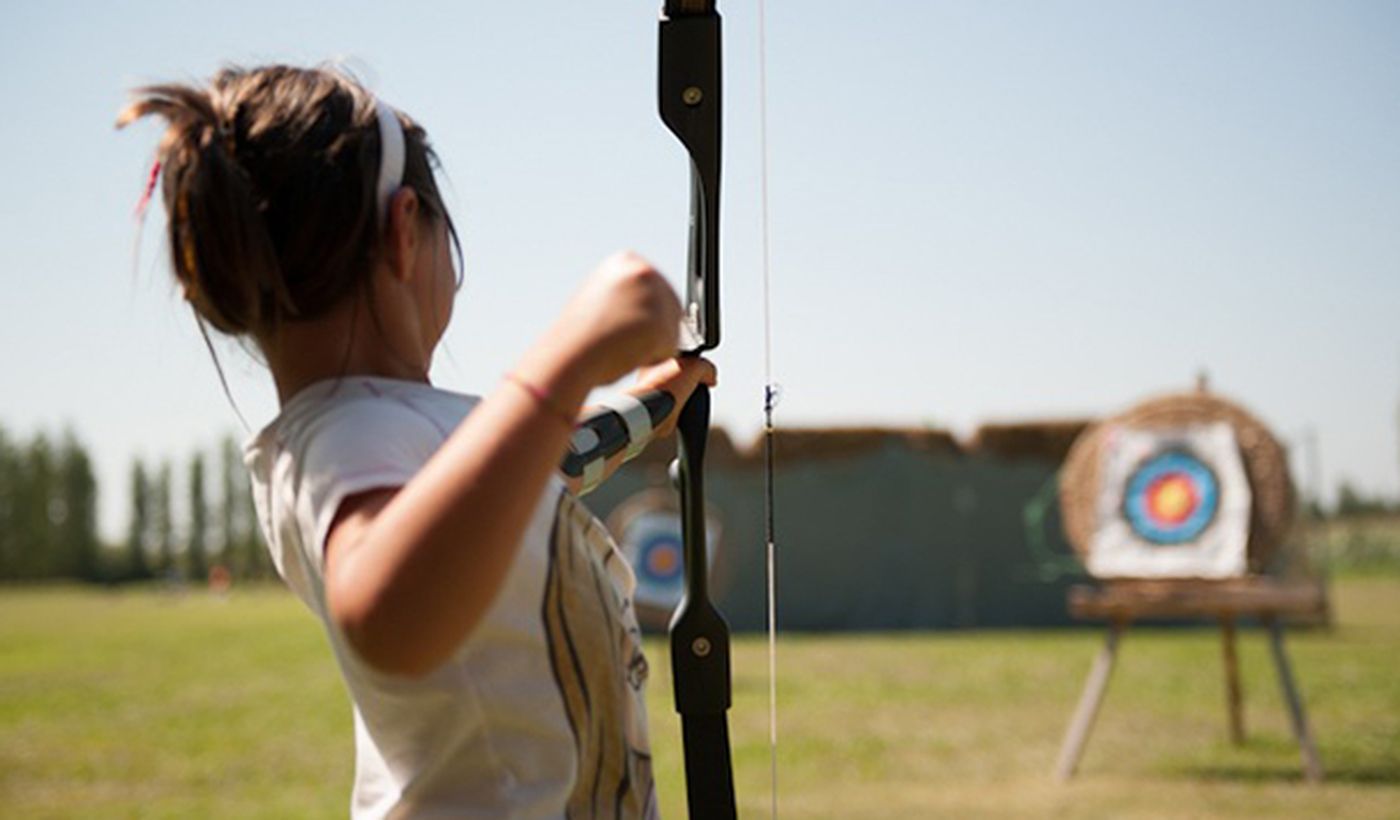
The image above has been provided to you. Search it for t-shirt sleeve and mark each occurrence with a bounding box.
[293,396,448,569]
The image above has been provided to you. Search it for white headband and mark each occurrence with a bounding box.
[374,98,405,224]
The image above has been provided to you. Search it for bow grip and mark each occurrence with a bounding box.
[669,384,733,717]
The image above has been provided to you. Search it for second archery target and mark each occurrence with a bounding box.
[1060,390,1296,580]
[1088,422,1251,578]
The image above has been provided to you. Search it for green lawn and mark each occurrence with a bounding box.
[2,578,1397,818]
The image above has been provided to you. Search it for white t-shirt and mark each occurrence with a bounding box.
[243,376,657,819]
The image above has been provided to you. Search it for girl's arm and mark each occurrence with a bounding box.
[323,252,681,679]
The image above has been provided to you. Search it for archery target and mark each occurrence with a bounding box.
[1087,422,1251,578]
[1122,451,1219,544]
[608,490,723,628]
[630,513,686,598]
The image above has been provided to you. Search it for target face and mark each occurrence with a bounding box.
[636,527,684,592]
[1087,422,1251,579]
[1122,451,1220,545]
[608,492,723,626]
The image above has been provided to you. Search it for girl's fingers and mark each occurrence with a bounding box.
[692,357,718,386]
[636,356,717,395]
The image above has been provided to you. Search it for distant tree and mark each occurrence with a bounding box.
[126,460,152,580]
[218,433,271,580]
[0,425,18,579]
[242,479,271,580]
[218,436,239,574]
[187,452,208,581]
[1335,481,1390,518]
[153,462,175,577]
[17,434,57,579]
[57,430,99,581]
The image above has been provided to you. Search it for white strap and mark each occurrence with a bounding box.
[604,393,654,460]
[374,98,405,224]
[580,457,606,495]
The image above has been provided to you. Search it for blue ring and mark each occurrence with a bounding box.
[1122,450,1220,545]
[637,534,684,584]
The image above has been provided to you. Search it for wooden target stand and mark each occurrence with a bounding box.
[1054,577,1327,783]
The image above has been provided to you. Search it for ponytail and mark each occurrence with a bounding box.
[117,65,459,339]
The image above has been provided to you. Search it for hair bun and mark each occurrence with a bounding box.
[118,64,459,341]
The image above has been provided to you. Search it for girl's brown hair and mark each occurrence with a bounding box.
[117,64,460,339]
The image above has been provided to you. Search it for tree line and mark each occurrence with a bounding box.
[1332,481,1400,518]
[0,425,272,584]
[1,420,1395,584]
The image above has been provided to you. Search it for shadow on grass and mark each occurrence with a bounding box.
[1157,734,1400,786]
[1178,763,1400,786]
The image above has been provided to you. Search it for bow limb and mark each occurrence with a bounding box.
[659,0,721,355]
[659,1,737,818]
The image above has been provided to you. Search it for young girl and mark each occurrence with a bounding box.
[119,64,714,818]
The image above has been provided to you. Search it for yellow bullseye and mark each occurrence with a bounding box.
[1147,475,1196,524]
[647,543,681,576]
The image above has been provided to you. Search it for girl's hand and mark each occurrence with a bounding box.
[552,251,683,387]
[633,356,718,438]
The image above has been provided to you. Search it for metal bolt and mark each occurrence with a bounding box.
[682,86,704,106]
[692,637,712,657]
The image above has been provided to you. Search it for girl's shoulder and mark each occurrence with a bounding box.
[244,376,479,483]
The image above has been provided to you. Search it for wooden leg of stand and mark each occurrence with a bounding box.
[1265,616,1324,783]
[1221,615,1245,745]
[1056,620,1124,782]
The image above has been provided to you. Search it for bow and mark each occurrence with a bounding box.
[658,1,737,817]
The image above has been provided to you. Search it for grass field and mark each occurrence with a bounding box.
[2,577,1397,818]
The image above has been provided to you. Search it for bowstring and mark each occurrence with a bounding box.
[757,0,780,816]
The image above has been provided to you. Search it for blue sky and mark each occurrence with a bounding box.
[2,1,1397,539]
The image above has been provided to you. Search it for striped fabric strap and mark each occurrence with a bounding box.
[580,457,607,495]
[603,393,655,461]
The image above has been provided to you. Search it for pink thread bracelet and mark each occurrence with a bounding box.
[504,373,576,429]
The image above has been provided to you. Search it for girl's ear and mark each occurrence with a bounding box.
[384,187,422,281]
